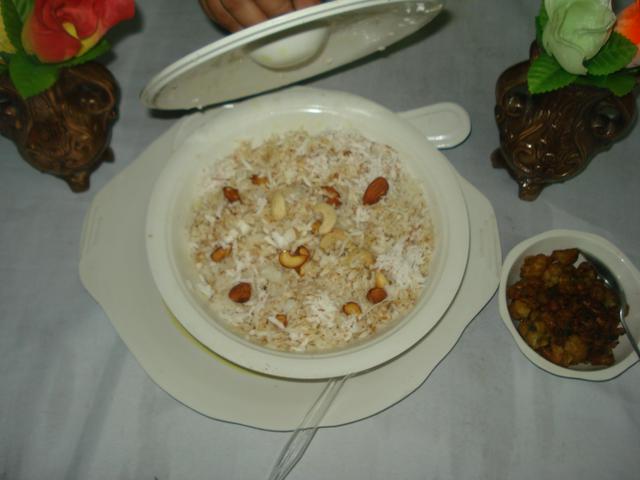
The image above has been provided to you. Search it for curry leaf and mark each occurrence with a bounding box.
[528,51,577,94]
[9,51,59,97]
[586,32,637,76]
[1,0,24,52]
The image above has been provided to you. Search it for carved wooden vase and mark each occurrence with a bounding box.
[492,44,638,201]
[0,62,118,192]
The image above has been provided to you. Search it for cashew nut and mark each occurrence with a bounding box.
[278,246,310,269]
[313,203,337,235]
[344,248,375,266]
[271,191,286,221]
[342,302,362,316]
[375,270,388,288]
[319,228,347,252]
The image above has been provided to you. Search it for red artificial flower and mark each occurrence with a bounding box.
[615,0,640,66]
[21,0,135,63]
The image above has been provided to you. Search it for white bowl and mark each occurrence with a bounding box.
[146,87,469,379]
[499,229,640,381]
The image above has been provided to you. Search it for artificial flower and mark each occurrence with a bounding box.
[21,0,135,63]
[615,0,640,66]
[542,0,616,74]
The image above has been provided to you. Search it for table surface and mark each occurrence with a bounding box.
[1,1,639,479]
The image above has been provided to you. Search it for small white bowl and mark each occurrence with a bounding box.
[499,229,640,381]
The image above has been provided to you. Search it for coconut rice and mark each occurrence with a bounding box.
[188,129,434,353]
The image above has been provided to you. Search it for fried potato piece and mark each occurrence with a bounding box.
[506,249,626,368]
[550,248,579,266]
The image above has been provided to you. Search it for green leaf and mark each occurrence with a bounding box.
[9,51,59,97]
[12,0,33,22]
[602,74,637,96]
[535,2,549,48]
[574,73,638,96]
[528,51,578,94]
[574,74,608,88]
[0,62,7,75]
[60,39,111,67]
[586,32,637,76]
[596,74,637,97]
[1,0,24,52]
[626,66,640,77]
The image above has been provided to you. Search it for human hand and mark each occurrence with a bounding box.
[200,0,322,32]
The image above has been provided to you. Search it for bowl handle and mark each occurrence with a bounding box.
[397,102,471,150]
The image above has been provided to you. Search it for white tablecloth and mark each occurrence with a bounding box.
[1,1,639,479]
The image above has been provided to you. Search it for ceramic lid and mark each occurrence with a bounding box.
[140,0,443,110]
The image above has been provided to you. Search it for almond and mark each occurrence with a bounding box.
[229,282,251,303]
[223,186,241,203]
[275,313,288,327]
[366,287,387,304]
[362,177,389,205]
[342,302,362,316]
[210,245,232,262]
[251,174,269,185]
[325,196,342,208]
[322,185,340,196]
[322,186,342,207]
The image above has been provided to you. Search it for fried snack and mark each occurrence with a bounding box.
[506,248,626,367]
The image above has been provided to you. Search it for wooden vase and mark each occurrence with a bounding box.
[0,62,118,192]
[491,44,638,200]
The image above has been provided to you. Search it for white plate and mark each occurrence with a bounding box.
[140,0,443,109]
[79,105,500,430]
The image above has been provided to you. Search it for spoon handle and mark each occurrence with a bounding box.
[267,375,349,480]
[618,311,640,360]
[580,249,640,361]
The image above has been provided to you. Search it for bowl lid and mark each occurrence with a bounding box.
[140,0,443,110]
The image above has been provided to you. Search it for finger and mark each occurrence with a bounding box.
[293,0,321,9]
[221,0,269,28]
[255,0,295,18]
[199,0,244,32]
